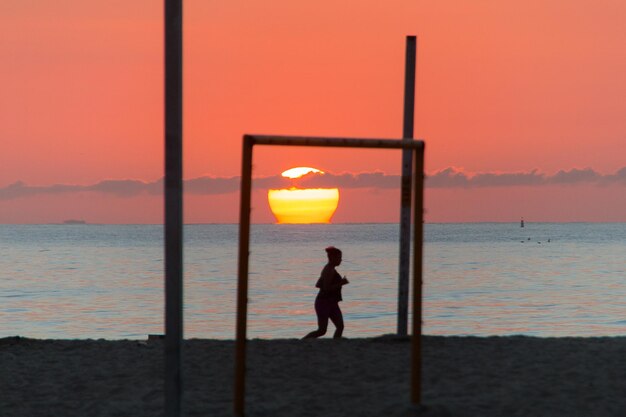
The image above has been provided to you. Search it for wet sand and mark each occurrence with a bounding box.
[1,335,624,416]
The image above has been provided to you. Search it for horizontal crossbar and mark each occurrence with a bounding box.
[245,134,424,150]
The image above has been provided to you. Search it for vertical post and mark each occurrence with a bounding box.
[164,0,183,416]
[234,136,254,417]
[411,144,425,405]
[398,35,417,336]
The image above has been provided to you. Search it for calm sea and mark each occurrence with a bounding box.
[1,223,624,339]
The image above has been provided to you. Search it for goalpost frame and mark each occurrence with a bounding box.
[234,134,426,416]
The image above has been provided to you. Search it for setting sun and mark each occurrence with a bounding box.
[268,167,340,224]
[281,167,323,179]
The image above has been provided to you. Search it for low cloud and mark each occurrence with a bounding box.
[1,167,624,200]
[88,179,163,196]
[428,167,626,188]
[0,179,163,200]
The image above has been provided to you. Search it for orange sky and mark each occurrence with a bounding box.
[1,0,625,223]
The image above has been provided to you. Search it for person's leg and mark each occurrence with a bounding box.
[303,298,329,339]
[329,303,344,339]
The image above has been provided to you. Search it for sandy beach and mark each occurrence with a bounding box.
[1,335,624,417]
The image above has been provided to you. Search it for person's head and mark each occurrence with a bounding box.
[325,246,342,266]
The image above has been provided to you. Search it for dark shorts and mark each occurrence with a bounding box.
[314,297,343,328]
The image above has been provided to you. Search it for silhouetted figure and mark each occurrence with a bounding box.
[303,246,349,339]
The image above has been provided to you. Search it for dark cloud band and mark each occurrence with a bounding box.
[1,167,624,200]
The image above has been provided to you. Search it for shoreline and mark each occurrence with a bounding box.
[2,335,624,416]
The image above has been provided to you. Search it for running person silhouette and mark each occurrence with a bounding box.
[303,246,349,339]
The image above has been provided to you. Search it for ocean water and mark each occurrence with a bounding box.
[0,223,624,339]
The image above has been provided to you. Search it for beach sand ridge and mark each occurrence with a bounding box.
[1,335,625,416]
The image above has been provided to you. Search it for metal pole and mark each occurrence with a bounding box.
[398,35,417,336]
[164,0,183,416]
[411,144,425,405]
[234,136,254,417]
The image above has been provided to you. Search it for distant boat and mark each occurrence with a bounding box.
[63,219,86,225]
